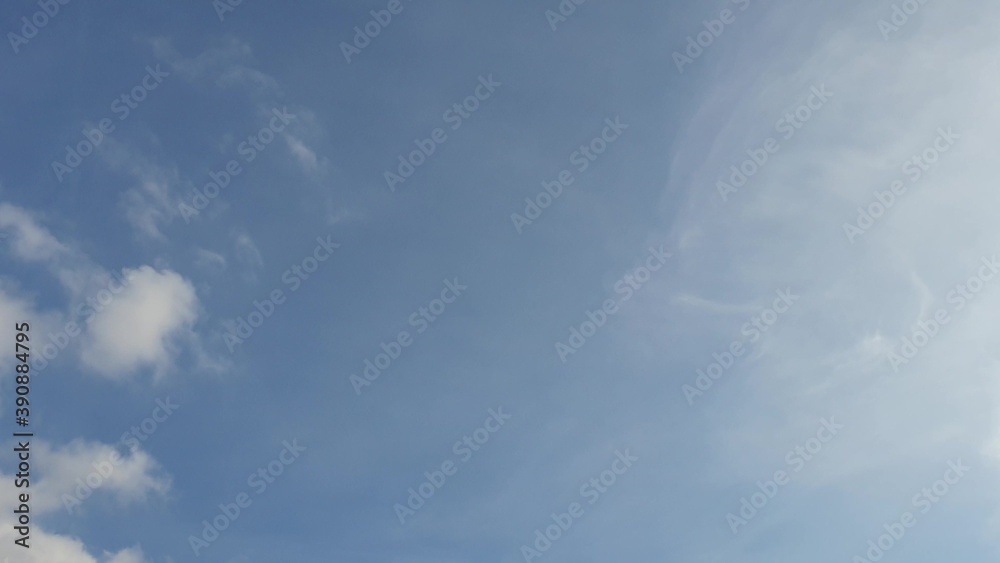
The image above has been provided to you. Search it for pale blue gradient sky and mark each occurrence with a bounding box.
[1,1,999,562]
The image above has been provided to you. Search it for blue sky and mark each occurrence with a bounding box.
[2,0,1000,561]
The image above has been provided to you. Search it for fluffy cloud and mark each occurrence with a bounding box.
[80,266,199,379]
[31,439,171,514]
[0,439,163,562]
[0,511,153,563]
[0,203,102,297]
[0,203,207,380]
[0,203,67,261]
[102,547,151,563]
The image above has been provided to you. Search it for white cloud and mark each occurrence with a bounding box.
[97,137,183,241]
[0,203,67,261]
[0,523,98,563]
[101,546,151,563]
[195,247,227,271]
[80,266,200,379]
[0,202,110,297]
[234,232,263,268]
[326,207,357,226]
[285,134,320,173]
[0,202,211,380]
[0,507,155,563]
[151,36,279,96]
[121,178,176,241]
[32,439,171,514]
[233,231,264,285]
[0,440,161,562]
[625,1,1000,554]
